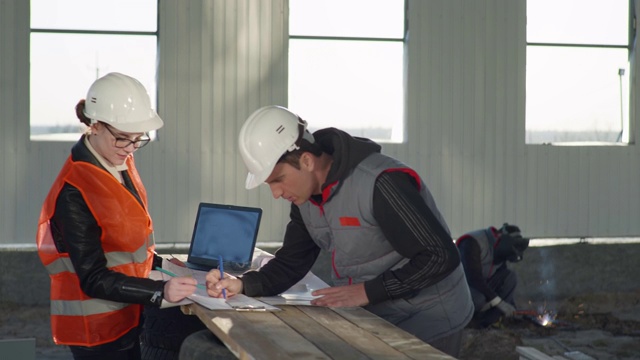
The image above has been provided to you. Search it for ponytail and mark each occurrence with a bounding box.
[75,100,92,126]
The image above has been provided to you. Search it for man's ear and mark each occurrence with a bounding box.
[299,152,313,171]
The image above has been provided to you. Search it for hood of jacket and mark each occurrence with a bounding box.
[313,128,382,191]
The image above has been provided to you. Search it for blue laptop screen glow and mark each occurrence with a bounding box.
[187,203,262,272]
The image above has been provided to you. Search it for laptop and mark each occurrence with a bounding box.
[185,202,262,274]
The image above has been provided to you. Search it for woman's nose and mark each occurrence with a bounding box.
[123,142,137,152]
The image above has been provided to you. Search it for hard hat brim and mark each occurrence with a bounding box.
[109,112,164,133]
[85,111,164,134]
[245,162,276,190]
[245,173,261,189]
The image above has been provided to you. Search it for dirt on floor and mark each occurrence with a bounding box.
[459,291,640,360]
[1,291,639,360]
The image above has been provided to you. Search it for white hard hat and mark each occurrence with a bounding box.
[83,72,164,133]
[238,106,312,189]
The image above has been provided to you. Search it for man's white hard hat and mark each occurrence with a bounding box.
[83,72,164,133]
[238,105,312,189]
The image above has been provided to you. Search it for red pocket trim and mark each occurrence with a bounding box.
[339,217,361,227]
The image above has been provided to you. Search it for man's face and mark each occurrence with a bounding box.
[495,233,529,263]
[264,160,316,206]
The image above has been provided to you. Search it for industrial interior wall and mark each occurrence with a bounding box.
[1,0,639,247]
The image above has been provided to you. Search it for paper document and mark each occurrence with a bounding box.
[255,256,330,306]
[156,258,280,311]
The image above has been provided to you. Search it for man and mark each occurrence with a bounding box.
[206,105,473,357]
[456,223,530,328]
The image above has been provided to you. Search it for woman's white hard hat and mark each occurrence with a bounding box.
[83,72,164,133]
[238,105,312,189]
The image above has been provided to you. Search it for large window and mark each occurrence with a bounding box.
[526,0,632,145]
[288,0,406,143]
[30,0,158,141]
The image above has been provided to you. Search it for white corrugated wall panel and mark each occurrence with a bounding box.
[397,0,640,238]
[2,0,640,245]
[145,0,289,243]
[395,0,518,236]
[0,0,36,243]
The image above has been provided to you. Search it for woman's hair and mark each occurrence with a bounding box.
[75,99,92,127]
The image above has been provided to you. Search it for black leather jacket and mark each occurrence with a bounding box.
[50,136,165,306]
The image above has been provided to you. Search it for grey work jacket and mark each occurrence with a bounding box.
[298,153,450,285]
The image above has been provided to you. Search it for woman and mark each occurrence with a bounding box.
[36,72,198,360]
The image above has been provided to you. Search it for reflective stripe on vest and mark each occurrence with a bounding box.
[36,154,154,346]
[51,298,129,316]
[44,239,152,275]
[50,303,141,346]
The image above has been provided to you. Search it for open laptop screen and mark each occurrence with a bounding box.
[186,203,262,273]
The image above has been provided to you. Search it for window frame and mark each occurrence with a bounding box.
[525,0,635,146]
[29,1,159,142]
[287,1,407,144]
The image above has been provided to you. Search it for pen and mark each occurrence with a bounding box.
[218,255,227,299]
[154,267,206,290]
[232,305,266,310]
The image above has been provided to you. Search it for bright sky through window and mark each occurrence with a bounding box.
[288,0,405,143]
[525,0,630,144]
[30,0,157,140]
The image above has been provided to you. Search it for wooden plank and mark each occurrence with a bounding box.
[332,307,455,360]
[298,306,410,360]
[515,346,557,360]
[189,303,330,360]
[189,303,280,359]
[274,306,367,359]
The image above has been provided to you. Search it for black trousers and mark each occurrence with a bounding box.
[471,266,518,327]
[68,323,142,360]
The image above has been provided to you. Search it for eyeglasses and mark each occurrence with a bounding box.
[103,124,150,149]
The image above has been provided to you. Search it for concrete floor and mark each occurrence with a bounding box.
[1,242,639,359]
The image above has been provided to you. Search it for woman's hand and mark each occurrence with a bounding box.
[163,276,198,303]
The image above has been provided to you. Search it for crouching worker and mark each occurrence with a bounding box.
[456,223,530,328]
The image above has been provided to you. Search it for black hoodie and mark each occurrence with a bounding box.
[241,128,460,304]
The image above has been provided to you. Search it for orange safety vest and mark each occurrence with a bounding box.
[36,155,155,347]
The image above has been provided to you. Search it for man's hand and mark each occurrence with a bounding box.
[205,269,242,298]
[310,283,369,307]
[483,296,517,317]
[494,298,517,318]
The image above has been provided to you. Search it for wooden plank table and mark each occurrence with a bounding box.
[183,302,455,359]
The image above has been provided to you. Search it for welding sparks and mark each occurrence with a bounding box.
[523,300,564,327]
[538,311,557,327]
[522,300,575,328]
[535,303,558,327]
